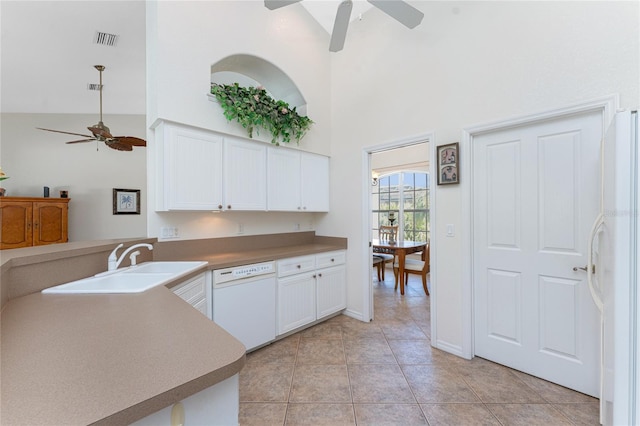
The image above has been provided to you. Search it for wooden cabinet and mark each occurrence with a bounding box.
[276,250,346,335]
[267,148,330,212]
[0,197,69,249]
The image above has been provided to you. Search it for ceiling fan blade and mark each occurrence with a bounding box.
[367,0,424,29]
[114,136,147,147]
[329,0,353,52]
[264,0,302,10]
[36,127,94,138]
[65,139,96,144]
[106,140,133,151]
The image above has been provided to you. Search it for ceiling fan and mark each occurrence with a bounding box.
[264,0,424,52]
[37,65,146,152]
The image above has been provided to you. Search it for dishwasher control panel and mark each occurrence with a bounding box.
[213,261,275,285]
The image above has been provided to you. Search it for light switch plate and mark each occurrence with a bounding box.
[446,224,454,237]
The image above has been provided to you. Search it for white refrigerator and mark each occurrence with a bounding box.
[595,110,639,425]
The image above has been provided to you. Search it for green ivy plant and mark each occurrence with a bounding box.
[210,83,313,145]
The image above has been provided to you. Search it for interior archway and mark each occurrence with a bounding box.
[210,54,307,115]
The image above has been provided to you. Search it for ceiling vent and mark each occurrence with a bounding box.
[93,31,118,47]
[87,83,103,91]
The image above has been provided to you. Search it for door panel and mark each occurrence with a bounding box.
[474,110,602,397]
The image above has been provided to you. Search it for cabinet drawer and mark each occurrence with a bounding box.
[277,255,315,277]
[316,250,346,269]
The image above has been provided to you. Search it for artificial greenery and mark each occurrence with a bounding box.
[210,83,313,145]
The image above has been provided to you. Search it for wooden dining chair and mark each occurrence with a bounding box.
[372,255,384,281]
[375,225,399,282]
[394,242,430,295]
[376,225,398,286]
[379,225,398,242]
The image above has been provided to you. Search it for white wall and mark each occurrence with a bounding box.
[0,113,147,241]
[327,1,639,348]
[145,1,334,241]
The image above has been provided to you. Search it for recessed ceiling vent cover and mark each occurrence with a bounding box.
[93,31,119,47]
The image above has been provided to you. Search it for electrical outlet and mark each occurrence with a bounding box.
[238,223,244,234]
[294,223,300,231]
[161,226,179,239]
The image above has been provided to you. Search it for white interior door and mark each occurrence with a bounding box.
[473,110,602,397]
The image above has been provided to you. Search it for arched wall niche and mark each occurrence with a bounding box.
[210,54,307,115]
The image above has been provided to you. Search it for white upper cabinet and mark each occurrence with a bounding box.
[267,148,301,211]
[224,137,267,211]
[155,121,327,212]
[155,121,223,211]
[267,148,329,212]
[301,152,329,212]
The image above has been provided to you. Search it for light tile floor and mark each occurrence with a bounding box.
[239,269,600,425]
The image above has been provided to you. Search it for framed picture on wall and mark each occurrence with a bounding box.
[437,142,459,185]
[113,188,141,215]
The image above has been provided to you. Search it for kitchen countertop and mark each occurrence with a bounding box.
[1,283,246,426]
[165,242,346,269]
[1,234,347,425]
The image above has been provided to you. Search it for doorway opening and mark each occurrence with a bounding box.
[362,134,433,322]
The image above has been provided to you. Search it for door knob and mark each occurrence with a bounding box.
[573,265,595,273]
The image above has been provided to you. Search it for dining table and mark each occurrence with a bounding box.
[373,239,427,295]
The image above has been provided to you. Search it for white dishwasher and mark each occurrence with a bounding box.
[212,261,276,352]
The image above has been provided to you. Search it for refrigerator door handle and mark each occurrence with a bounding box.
[587,212,604,312]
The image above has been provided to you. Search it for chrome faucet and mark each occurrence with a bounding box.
[107,243,153,271]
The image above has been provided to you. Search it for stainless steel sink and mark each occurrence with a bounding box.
[42,261,208,294]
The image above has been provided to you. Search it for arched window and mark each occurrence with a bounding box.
[372,171,430,242]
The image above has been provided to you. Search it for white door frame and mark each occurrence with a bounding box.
[459,95,619,359]
[361,132,434,321]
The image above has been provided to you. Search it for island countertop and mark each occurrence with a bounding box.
[1,284,246,426]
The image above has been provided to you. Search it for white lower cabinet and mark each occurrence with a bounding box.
[130,374,239,426]
[277,271,316,335]
[170,272,211,319]
[277,250,346,335]
[316,265,347,319]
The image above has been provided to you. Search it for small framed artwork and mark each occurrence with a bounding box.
[437,142,459,185]
[113,188,141,215]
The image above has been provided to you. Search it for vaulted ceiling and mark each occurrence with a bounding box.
[0,1,383,116]
[1,1,146,115]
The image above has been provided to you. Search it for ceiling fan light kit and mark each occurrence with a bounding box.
[264,0,424,52]
[37,65,146,152]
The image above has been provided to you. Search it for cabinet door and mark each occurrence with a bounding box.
[0,201,32,249]
[316,265,347,319]
[267,147,301,211]
[277,273,316,335]
[33,202,68,246]
[301,152,329,212]
[171,273,208,318]
[159,123,224,211]
[224,137,267,211]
